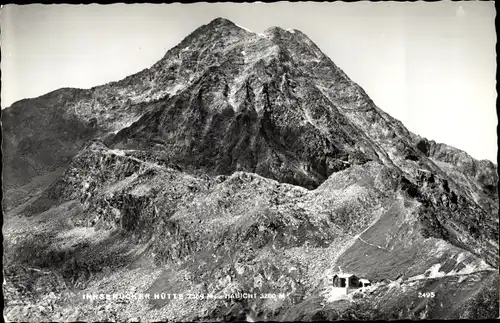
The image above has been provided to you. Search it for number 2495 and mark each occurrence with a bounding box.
[418,292,435,298]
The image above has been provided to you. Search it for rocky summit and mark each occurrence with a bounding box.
[3,17,498,321]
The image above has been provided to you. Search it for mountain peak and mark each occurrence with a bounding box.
[168,17,252,58]
[204,17,255,34]
[264,25,289,36]
[207,17,238,28]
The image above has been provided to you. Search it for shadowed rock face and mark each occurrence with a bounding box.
[107,21,381,189]
[414,136,498,202]
[2,17,498,321]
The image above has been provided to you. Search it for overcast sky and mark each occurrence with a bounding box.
[1,2,496,162]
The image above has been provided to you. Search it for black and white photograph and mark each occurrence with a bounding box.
[1,2,498,321]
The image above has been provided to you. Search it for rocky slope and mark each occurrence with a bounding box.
[3,17,498,321]
[412,134,498,213]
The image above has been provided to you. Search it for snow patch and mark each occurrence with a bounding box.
[451,258,492,275]
[426,263,446,278]
[408,264,446,281]
[387,280,401,289]
[408,257,493,282]
[456,252,467,264]
[112,116,142,133]
[107,149,126,157]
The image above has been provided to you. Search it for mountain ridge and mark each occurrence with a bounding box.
[2,17,498,321]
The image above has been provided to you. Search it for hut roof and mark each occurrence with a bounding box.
[335,273,357,278]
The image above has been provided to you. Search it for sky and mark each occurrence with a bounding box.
[1,2,497,162]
